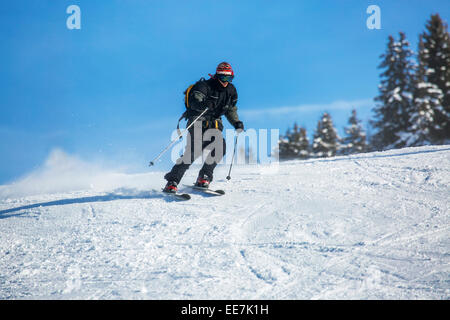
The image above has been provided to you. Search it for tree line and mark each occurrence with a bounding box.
[278,14,450,160]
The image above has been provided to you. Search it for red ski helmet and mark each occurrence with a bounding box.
[213,62,234,82]
[216,62,234,76]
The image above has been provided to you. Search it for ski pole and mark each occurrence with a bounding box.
[149,108,209,166]
[226,133,239,180]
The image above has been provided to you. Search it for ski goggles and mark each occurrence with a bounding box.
[216,74,234,82]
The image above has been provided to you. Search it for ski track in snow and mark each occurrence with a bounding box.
[0,146,449,299]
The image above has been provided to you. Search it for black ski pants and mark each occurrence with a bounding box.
[164,123,226,184]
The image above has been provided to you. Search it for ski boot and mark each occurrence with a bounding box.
[163,181,178,193]
[195,175,210,188]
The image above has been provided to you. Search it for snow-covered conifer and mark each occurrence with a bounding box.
[371,32,415,150]
[341,109,368,155]
[312,113,340,158]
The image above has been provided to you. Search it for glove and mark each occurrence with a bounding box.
[234,121,244,132]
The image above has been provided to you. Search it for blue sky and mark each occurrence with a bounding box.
[1,0,449,183]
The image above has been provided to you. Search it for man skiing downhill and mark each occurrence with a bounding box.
[163,62,244,193]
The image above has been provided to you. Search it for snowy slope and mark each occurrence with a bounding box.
[0,146,449,299]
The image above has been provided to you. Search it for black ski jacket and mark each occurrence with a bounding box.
[187,77,240,130]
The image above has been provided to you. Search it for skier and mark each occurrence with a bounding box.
[163,62,244,193]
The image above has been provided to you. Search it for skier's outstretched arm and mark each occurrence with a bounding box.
[225,91,243,131]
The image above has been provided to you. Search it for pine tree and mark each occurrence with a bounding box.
[312,113,340,158]
[292,126,310,159]
[404,35,444,146]
[371,32,416,150]
[420,14,450,143]
[279,128,296,160]
[341,109,368,155]
[278,123,310,160]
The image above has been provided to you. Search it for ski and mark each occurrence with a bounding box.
[161,190,191,201]
[183,184,225,196]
